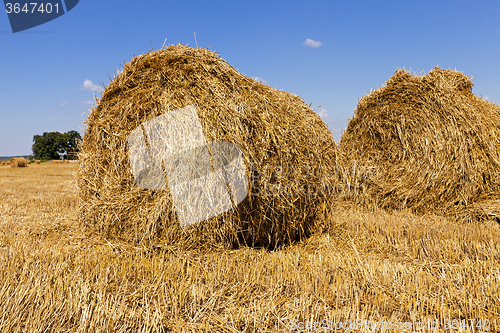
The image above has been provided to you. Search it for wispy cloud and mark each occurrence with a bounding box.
[60,101,68,106]
[80,100,93,106]
[252,76,267,84]
[81,79,103,92]
[316,107,329,119]
[303,38,322,48]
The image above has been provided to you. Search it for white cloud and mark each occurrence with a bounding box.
[316,107,329,119]
[303,38,322,48]
[60,101,68,106]
[252,76,267,84]
[81,100,93,105]
[81,79,103,92]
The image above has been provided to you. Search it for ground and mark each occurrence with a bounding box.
[0,163,499,332]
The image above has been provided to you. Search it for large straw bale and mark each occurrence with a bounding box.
[78,45,339,249]
[340,67,500,220]
[10,157,28,167]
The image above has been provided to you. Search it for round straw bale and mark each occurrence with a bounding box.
[10,157,28,167]
[79,45,340,249]
[340,67,500,220]
[35,160,41,164]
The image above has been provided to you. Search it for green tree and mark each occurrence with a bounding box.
[32,131,82,160]
[61,130,82,160]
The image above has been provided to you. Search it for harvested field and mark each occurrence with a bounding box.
[1,163,499,331]
[5,53,499,331]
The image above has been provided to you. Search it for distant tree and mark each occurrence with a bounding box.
[32,132,62,160]
[32,131,82,160]
[61,130,81,160]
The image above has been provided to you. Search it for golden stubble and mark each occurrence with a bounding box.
[1,163,499,332]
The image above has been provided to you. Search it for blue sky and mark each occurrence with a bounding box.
[1,0,499,156]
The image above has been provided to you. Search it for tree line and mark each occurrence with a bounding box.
[31,131,82,160]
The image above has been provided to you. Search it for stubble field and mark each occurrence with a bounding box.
[1,163,500,332]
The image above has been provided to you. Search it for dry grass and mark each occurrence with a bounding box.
[1,163,499,332]
[79,45,340,250]
[10,157,29,167]
[341,68,500,222]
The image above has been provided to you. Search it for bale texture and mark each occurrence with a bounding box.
[79,45,339,249]
[10,157,28,168]
[340,67,500,220]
